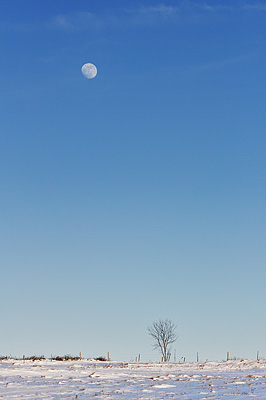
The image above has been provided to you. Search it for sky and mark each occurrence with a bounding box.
[0,0,265,362]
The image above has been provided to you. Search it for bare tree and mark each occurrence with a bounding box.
[148,319,177,362]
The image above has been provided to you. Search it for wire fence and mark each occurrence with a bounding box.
[0,350,264,363]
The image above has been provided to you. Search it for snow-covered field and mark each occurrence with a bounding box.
[1,359,266,399]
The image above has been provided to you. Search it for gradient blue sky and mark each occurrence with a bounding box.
[1,0,265,362]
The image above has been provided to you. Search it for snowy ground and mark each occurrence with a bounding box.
[1,359,266,399]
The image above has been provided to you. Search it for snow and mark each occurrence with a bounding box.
[1,359,266,399]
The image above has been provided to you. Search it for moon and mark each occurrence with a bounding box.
[81,63,97,79]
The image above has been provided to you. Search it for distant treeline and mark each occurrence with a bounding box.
[0,355,107,361]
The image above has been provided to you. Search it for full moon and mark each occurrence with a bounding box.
[81,63,97,79]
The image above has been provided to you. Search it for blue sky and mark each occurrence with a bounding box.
[1,0,265,362]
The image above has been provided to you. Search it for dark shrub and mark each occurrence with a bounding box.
[95,356,107,361]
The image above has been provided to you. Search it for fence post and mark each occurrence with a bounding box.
[107,352,110,361]
[257,351,259,361]
[227,352,229,361]
[138,354,141,362]
[197,352,199,362]
[80,352,82,360]
[23,355,25,363]
[51,354,53,362]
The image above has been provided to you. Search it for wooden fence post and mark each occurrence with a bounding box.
[227,352,229,361]
[107,352,110,361]
[257,351,259,361]
[197,352,199,362]
[80,352,82,360]
[51,354,53,362]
